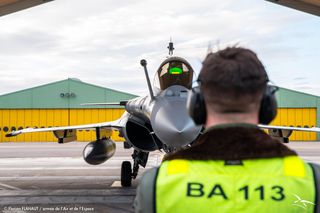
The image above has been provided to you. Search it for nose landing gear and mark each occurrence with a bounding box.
[120,149,149,187]
[121,161,132,187]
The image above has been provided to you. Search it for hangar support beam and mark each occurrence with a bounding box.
[266,0,320,16]
[0,0,53,16]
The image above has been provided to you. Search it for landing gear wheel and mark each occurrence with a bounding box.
[121,161,132,187]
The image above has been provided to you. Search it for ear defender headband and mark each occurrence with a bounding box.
[187,79,278,125]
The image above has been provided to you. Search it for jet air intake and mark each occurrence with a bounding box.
[83,138,116,165]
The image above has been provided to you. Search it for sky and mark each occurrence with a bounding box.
[0,0,319,96]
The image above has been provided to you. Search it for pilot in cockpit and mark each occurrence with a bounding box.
[157,57,194,90]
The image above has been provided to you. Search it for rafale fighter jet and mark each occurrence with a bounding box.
[6,42,203,186]
[3,0,320,188]
[6,42,320,187]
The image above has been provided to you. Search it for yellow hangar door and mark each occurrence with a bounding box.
[0,109,69,142]
[270,108,317,141]
[2,108,316,142]
[0,109,125,142]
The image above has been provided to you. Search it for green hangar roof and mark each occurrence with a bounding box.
[277,87,320,108]
[0,78,138,109]
[1,79,320,109]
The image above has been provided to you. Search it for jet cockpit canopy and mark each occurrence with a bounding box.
[156,57,194,90]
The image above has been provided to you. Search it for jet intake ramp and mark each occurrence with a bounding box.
[0,0,53,16]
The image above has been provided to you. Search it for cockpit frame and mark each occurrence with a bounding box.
[156,56,194,90]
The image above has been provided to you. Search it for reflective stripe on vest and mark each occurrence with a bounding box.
[155,156,316,213]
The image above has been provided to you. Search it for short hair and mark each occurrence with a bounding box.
[198,47,268,113]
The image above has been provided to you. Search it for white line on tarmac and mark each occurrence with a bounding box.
[111,181,122,187]
[300,157,320,163]
[0,176,119,181]
[0,182,21,190]
[0,157,162,165]
[0,166,155,170]
[0,157,161,161]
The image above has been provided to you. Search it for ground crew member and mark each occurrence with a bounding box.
[134,47,320,212]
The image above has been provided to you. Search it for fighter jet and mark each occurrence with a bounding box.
[6,42,202,187]
[6,42,320,187]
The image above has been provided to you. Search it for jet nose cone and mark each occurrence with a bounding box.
[151,96,202,148]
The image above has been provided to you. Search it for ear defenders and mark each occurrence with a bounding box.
[187,83,278,125]
[258,84,278,124]
[187,86,207,125]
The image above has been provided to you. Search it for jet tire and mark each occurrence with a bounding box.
[121,161,132,187]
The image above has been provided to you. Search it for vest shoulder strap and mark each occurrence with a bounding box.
[309,162,320,213]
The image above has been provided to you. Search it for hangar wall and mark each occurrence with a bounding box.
[270,87,320,141]
[0,79,319,141]
[270,108,317,140]
[0,78,137,142]
[0,109,125,142]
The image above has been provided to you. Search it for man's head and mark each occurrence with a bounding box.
[198,47,268,125]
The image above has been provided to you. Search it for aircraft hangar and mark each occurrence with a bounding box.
[0,79,319,142]
[0,78,137,142]
[271,88,320,141]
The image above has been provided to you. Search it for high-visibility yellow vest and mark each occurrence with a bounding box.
[156,156,316,213]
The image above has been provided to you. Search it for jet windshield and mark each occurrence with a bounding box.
[155,57,194,90]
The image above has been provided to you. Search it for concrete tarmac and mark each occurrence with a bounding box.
[0,142,162,213]
[0,141,319,213]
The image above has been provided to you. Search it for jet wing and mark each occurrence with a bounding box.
[6,113,128,143]
[259,124,320,132]
[258,124,320,143]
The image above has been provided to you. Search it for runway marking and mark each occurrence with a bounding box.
[0,166,156,170]
[0,157,160,161]
[0,157,162,167]
[111,181,122,187]
[0,182,21,190]
[300,156,320,163]
[0,176,119,181]
[158,154,164,163]
[0,189,136,196]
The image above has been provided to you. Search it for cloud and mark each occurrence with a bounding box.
[0,0,319,96]
[0,30,60,55]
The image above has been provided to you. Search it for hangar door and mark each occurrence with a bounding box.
[0,108,125,142]
[271,108,317,141]
[0,108,317,142]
